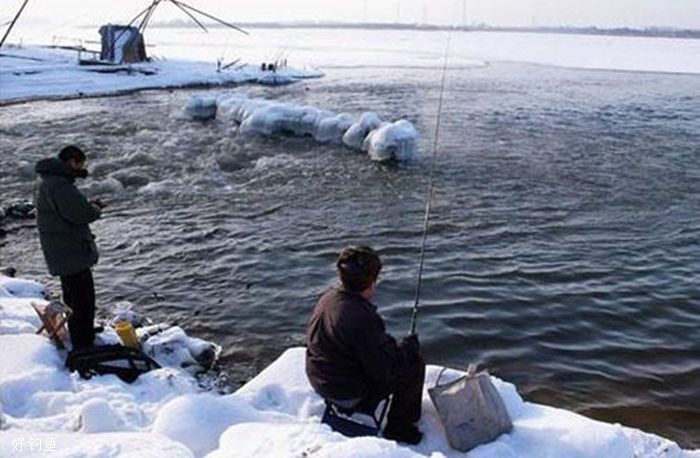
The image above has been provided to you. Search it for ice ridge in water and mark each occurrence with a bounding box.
[185,93,419,162]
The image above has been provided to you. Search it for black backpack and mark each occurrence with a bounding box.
[66,344,160,383]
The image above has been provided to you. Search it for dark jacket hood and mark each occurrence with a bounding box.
[35,157,75,180]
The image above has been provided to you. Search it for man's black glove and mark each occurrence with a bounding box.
[401,333,420,357]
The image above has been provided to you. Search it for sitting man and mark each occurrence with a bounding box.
[305,245,425,444]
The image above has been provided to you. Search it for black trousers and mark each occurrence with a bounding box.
[60,269,96,350]
[357,356,426,428]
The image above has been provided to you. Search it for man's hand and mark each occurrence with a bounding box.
[91,198,107,210]
[401,333,420,356]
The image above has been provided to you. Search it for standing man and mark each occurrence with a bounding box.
[35,145,106,350]
[306,246,425,444]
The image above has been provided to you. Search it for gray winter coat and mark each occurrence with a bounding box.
[35,157,102,276]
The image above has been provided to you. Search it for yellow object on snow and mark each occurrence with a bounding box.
[115,321,139,349]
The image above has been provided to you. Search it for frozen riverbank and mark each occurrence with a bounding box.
[0,45,323,106]
[1,274,698,457]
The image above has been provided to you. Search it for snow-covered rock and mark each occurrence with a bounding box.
[142,326,221,373]
[343,112,383,150]
[314,113,356,144]
[364,119,419,162]
[197,93,419,162]
[185,95,218,121]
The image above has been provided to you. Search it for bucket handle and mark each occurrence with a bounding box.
[434,363,478,388]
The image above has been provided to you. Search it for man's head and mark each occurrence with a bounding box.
[336,245,382,299]
[58,145,88,178]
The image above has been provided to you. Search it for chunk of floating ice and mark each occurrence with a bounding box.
[185,95,218,121]
[363,119,418,162]
[313,113,355,143]
[242,103,309,136]
[343,112,383,150]
[81,176,124,196]
[188,94,420,162]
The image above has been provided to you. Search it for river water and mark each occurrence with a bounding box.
[1,28,699,447]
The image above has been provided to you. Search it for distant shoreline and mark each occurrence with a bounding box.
[135,21,700,40]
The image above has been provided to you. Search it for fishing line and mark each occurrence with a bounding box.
[410,27,453,335]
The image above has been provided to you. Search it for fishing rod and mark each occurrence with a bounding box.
[410,28,453,335]
[0,0,30,48]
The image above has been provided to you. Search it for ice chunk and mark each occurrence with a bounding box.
[342,112,383,151]
[296,106,333,137]
[185,95,218,121]
[81,176,124,196]
[190,94,419,162]
[241,103,302,136]
[142,326,221,372]
[111,168,151,188]
[138,179,178,197]
[126,150,158,167]
[364,120,418,162]
[313,113,355,143]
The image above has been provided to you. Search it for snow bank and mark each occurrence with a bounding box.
[0,430,193,457]
[1,275,697,457]
[193,93,419,162]
[0,275,47,299]
[152,394,279,456]
[0,46,323,106]
[224,349,699,458]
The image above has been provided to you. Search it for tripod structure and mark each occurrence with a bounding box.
[109,0,249,63]
[126,0,249,36]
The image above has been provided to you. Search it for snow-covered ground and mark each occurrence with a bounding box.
[1,274,698,457]
[0,45,323,105]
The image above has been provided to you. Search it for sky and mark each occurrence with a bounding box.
[4,0,700,29]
